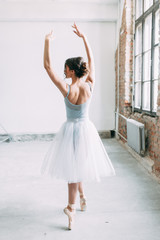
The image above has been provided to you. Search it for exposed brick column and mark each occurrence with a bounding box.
[115,0,133,141]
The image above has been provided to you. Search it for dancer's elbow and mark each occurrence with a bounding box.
[44,63,51,70]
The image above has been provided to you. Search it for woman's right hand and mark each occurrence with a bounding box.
[72,22,85,38]
[45,30,55,42]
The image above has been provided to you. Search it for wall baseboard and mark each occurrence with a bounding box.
[0,131,115,142]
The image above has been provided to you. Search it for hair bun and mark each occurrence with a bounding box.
[65,57,89,78]
[80,62,87,69]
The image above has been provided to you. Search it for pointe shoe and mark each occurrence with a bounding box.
[80,192,87,211]
[63,203,76,230]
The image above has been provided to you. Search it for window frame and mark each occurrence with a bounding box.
[134,0,159,117]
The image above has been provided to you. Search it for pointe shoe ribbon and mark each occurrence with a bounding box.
[63,203,76,230]
[80,193,87,211]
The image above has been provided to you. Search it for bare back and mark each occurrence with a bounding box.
[65,81,92,105]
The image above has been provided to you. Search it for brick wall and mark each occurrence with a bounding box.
[115,0,160,177]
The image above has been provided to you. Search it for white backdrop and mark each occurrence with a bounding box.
[0,2,117,134]
[0,21,116,134]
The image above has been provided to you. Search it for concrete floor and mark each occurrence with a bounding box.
[0,138,160,240]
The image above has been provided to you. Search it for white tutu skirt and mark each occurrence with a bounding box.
[40,118,116,183]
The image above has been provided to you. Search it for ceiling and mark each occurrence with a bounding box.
[0,0,119,4]
[57,0,118,3]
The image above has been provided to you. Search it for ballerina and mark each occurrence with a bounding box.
[41,22,116,230]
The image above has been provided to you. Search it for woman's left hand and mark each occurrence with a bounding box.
[45,30,55,41]
[72,22,84,38]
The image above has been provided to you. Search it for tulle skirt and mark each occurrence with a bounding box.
[40,118,116,183]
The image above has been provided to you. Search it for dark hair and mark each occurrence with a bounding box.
[64,57,89,78]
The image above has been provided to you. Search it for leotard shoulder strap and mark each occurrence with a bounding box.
[66,84,70,98]
[86,81,92,92]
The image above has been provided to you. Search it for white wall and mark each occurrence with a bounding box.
[0,1,118,134]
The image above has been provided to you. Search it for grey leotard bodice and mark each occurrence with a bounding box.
[64,82,92,121]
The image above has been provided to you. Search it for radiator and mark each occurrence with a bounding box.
[127,119,145,156]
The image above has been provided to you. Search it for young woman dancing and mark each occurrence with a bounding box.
[41,22,116,230]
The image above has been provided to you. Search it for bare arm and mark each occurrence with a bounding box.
[44,31,67,97]
[72,23,95,86]
[82,35,95,84]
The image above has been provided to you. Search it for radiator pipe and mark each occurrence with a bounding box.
[114,129,127,141]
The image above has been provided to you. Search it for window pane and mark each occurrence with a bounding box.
[135,82,141,108]
[142,82,150,110]
[155,9,160,45]
[135,55,142,81]
[153,46,159,80]
[144,14,152,51]
[143,50,151,81]
[136,0,143,19]
[152,80,158,112]
[135,24,142,55]
[144,0,153,12]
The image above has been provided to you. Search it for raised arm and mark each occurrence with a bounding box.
[44,30,67,97]
[72,23,95,86]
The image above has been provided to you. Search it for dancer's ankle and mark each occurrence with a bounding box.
[79,192,84,198]
[67,203,75,212]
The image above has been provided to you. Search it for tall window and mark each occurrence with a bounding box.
[134,0,159,115]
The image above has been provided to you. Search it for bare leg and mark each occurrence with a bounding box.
[78,182,83,193]
[78,182,85,197]
[67,183,79,212]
